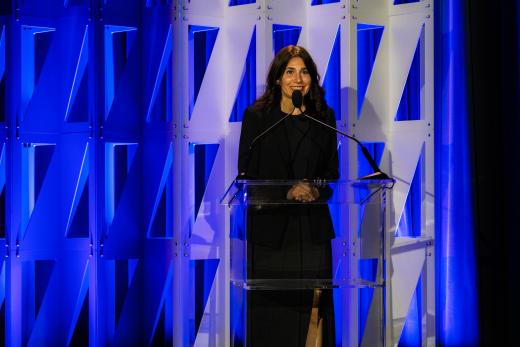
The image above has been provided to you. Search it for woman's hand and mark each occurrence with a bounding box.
[286,181,319,202]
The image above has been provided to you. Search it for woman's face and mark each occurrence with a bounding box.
[278,57,311,103]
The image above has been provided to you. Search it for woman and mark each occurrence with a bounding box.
[237,46,338,346]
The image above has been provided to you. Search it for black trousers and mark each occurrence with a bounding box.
[235,216,336,347]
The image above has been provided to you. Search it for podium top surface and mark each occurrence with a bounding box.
[221,179,394,206]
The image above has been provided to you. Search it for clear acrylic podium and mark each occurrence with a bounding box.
[221,179,393,347]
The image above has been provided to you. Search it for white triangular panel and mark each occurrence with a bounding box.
[390,237,426,344]
[190,22,255,131]
[388,14,424,120]
[387,126,425,232]
[191,142,225,258]
[192,263,223,347]
[356,28,390,142]
[146,25,172,122]
[65,26,89,121]
[307,6,340,78]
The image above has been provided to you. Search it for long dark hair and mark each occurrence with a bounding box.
[252,45,328,117]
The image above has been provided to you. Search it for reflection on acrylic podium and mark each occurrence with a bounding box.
[222,179,393,347]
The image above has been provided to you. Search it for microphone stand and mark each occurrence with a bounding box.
[297,108,390,180]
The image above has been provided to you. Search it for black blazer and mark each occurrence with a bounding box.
[237,105,339,247]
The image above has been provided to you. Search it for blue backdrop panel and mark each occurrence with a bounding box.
[140,1,175,345]
[434,0,478,345]
[0,0,176,345]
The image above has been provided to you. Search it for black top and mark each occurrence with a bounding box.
[238,105,339,180]
[237,104,339,247]
[284,111,311,179]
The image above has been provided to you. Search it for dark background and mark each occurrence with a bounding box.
[466,1,520,345]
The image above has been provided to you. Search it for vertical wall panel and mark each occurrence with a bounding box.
[141,2,176,346]
[0,23,7,346]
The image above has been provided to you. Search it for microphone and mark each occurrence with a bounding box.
[292,89,303,109]
[291,90,390,180]
[238,93,299,179]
